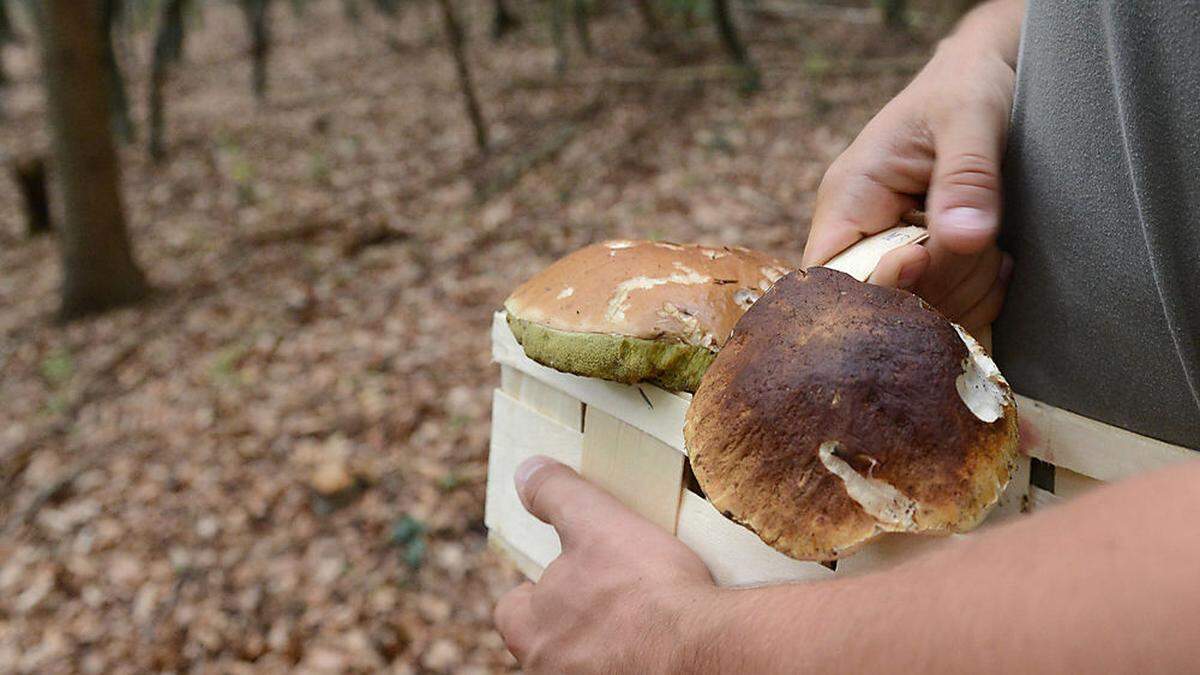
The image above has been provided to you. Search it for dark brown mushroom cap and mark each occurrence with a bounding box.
[684,267,1019,561]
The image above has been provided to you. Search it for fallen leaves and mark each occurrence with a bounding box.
[0,0,936,670]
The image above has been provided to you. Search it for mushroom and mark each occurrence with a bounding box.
[684,267,1019,561]
[504,241,791,392]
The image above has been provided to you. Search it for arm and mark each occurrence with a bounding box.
[804,0,1024,333]
[496,456,1200,673]
[697,460,1200,672]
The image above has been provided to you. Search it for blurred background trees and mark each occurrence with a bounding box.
[0,0,989,670]
[3,0,984,321]
[36,0,149,319]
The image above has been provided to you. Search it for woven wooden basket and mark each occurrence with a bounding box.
[486,228,1194,586]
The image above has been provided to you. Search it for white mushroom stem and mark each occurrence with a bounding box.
[818,441,920,531]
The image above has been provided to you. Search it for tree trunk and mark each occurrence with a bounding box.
[1,0,13,97]
[572,0,592,57]
[549,0,568,75]
[633,0,660,35]
[632,0,665,48]
[148,0,188,161]
[11,154,53,237]
[37,0,150,319]
[241,0,271,100]
[490,0,520,40]
[712,0,760,92]
[101,0,135,142]
[881,0,907,28]
[0,0,13,44]
[435,0,488,152]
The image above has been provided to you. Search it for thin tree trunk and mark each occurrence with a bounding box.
[633,0,661,35]
[882,0,907,28]
[37,0,150,319]
[101,0,135,142]
[12,154,53,236]
[241,0,271,100]
[549,0,568,75]
[632,0,665,48]
[712,0,760,91]
[572,0,592,57]
[435,0,488,152]
[491,0,520,40]
[148,0,187,161]
[0,1,13,44]
[0,45,8,101]
[0,1,9,113]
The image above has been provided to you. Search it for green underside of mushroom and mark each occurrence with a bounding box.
[506,314,716,393]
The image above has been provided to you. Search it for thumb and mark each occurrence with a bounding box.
[514,455,640,550]
[927,116,1006,255]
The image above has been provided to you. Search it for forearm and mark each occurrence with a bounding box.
[693,461,1200,672]
[943,0,1024,67]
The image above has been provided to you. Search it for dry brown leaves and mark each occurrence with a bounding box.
[0,0,933,671]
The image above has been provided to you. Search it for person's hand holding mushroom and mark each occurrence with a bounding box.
[801,0,1024,334]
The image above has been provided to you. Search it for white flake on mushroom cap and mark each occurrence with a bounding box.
[604,263,712,324]
[757,266,790,292]
[952,325,1011,423]
[556,287,575,299]
[818,441,921,532]
[733,288,760,309]
[658,302,717,349]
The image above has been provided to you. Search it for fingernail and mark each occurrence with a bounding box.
[999,255,1014,284]
[514,455,554,493]
[897,263,922,289]
[938,206,994,233]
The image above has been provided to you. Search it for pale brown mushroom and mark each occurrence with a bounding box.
[504,241,792,392]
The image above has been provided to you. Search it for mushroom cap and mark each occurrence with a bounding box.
[504,240,792,391]
[684,267,1019,561]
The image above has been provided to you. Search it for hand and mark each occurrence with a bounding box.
[493,456,719,674]
[802,36,1017,334]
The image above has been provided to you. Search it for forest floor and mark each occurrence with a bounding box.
[0,1,939,672]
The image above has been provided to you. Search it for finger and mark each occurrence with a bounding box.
[804,171,921,267]
[926,112,1007,256]
[514,455,640,550]
[494,582,535,661]
[956,254,1013,334]
[936,245,1003,321]
[803,122,932,267]
[866,244,930,290]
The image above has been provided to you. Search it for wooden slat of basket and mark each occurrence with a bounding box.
[581,407,686,534]
[675,490,834,587]
[1053,467,1104,500]
[492,312,690,454]
[501,367,584,431]
[486,389,584,578]
[488,530,546,582]
[1016,394,1195,482]
[1030,486,1062,510]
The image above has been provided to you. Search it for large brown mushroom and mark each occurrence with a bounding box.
[504,240,792,392]
[684,267,1019,561]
